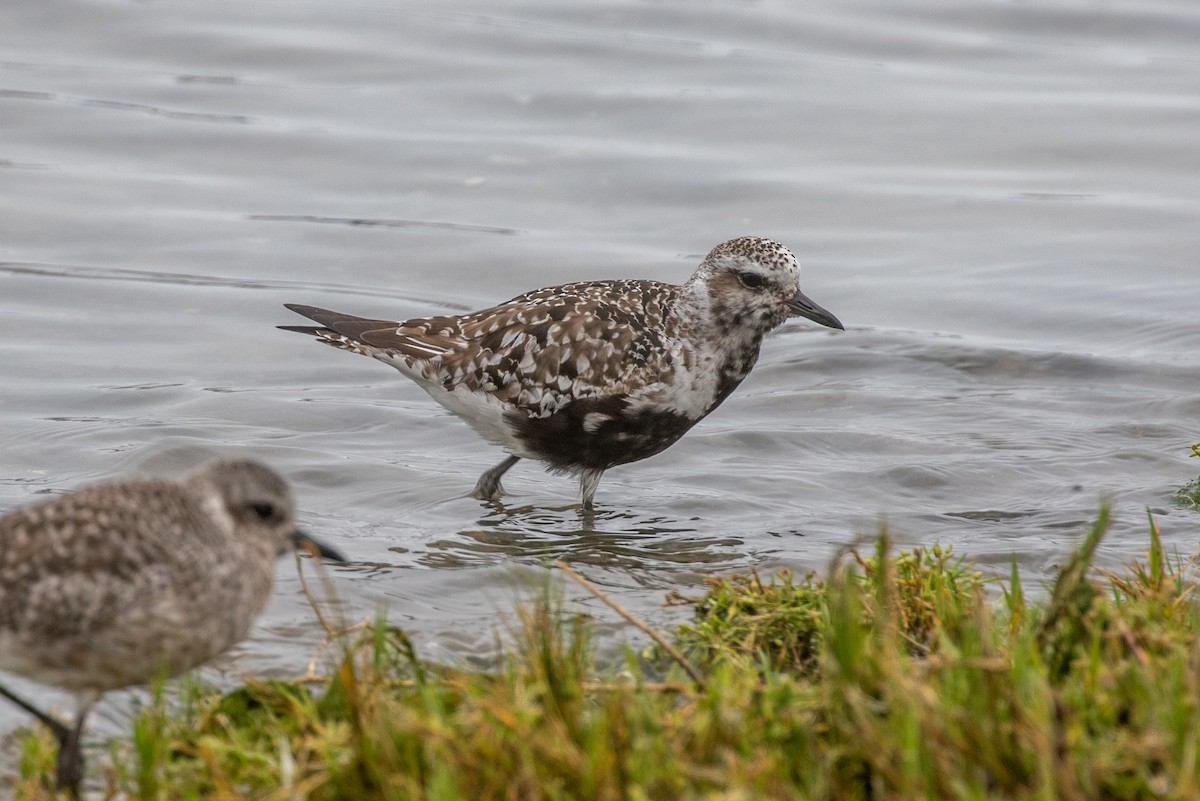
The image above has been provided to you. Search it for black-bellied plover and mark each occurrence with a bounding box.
[0,459,344,797]
[282,236,843,509]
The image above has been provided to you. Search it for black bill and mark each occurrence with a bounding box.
[290,530,348,563]
[788,289,844,330]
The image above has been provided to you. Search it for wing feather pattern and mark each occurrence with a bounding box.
[281,280,677,416]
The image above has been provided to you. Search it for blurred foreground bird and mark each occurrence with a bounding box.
[0,459,345,797]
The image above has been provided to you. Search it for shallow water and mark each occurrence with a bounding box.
[2,0,1199,748]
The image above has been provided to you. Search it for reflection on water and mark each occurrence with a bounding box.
[420,504,745,576]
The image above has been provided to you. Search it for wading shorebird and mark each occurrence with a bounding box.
[281,236,843,509]
[0,459,344,797]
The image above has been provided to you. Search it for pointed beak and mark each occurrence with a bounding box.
[290,529,347,563]
[788,289,844,330]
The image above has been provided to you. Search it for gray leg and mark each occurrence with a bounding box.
[0,683,92,798]
[0,683,70,741]
[578,469,604,511]
[473,455,520,500]
[55,695,96,799]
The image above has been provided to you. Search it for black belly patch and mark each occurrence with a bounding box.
[505,396,696,472]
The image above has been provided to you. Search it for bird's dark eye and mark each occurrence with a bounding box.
[249,502,276,521]
[738,272,766,289]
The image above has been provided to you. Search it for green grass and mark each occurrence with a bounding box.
[10,504,1200,800]
[1175,442,1200,511]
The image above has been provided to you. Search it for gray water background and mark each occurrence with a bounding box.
[2,0,1199,751]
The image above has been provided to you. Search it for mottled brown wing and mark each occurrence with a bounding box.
[425,281,674,406]
[284,281,677,411]
[0,483,210,639]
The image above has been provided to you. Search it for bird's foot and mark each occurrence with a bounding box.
[471,475,506,500]
[473,455,521,501]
